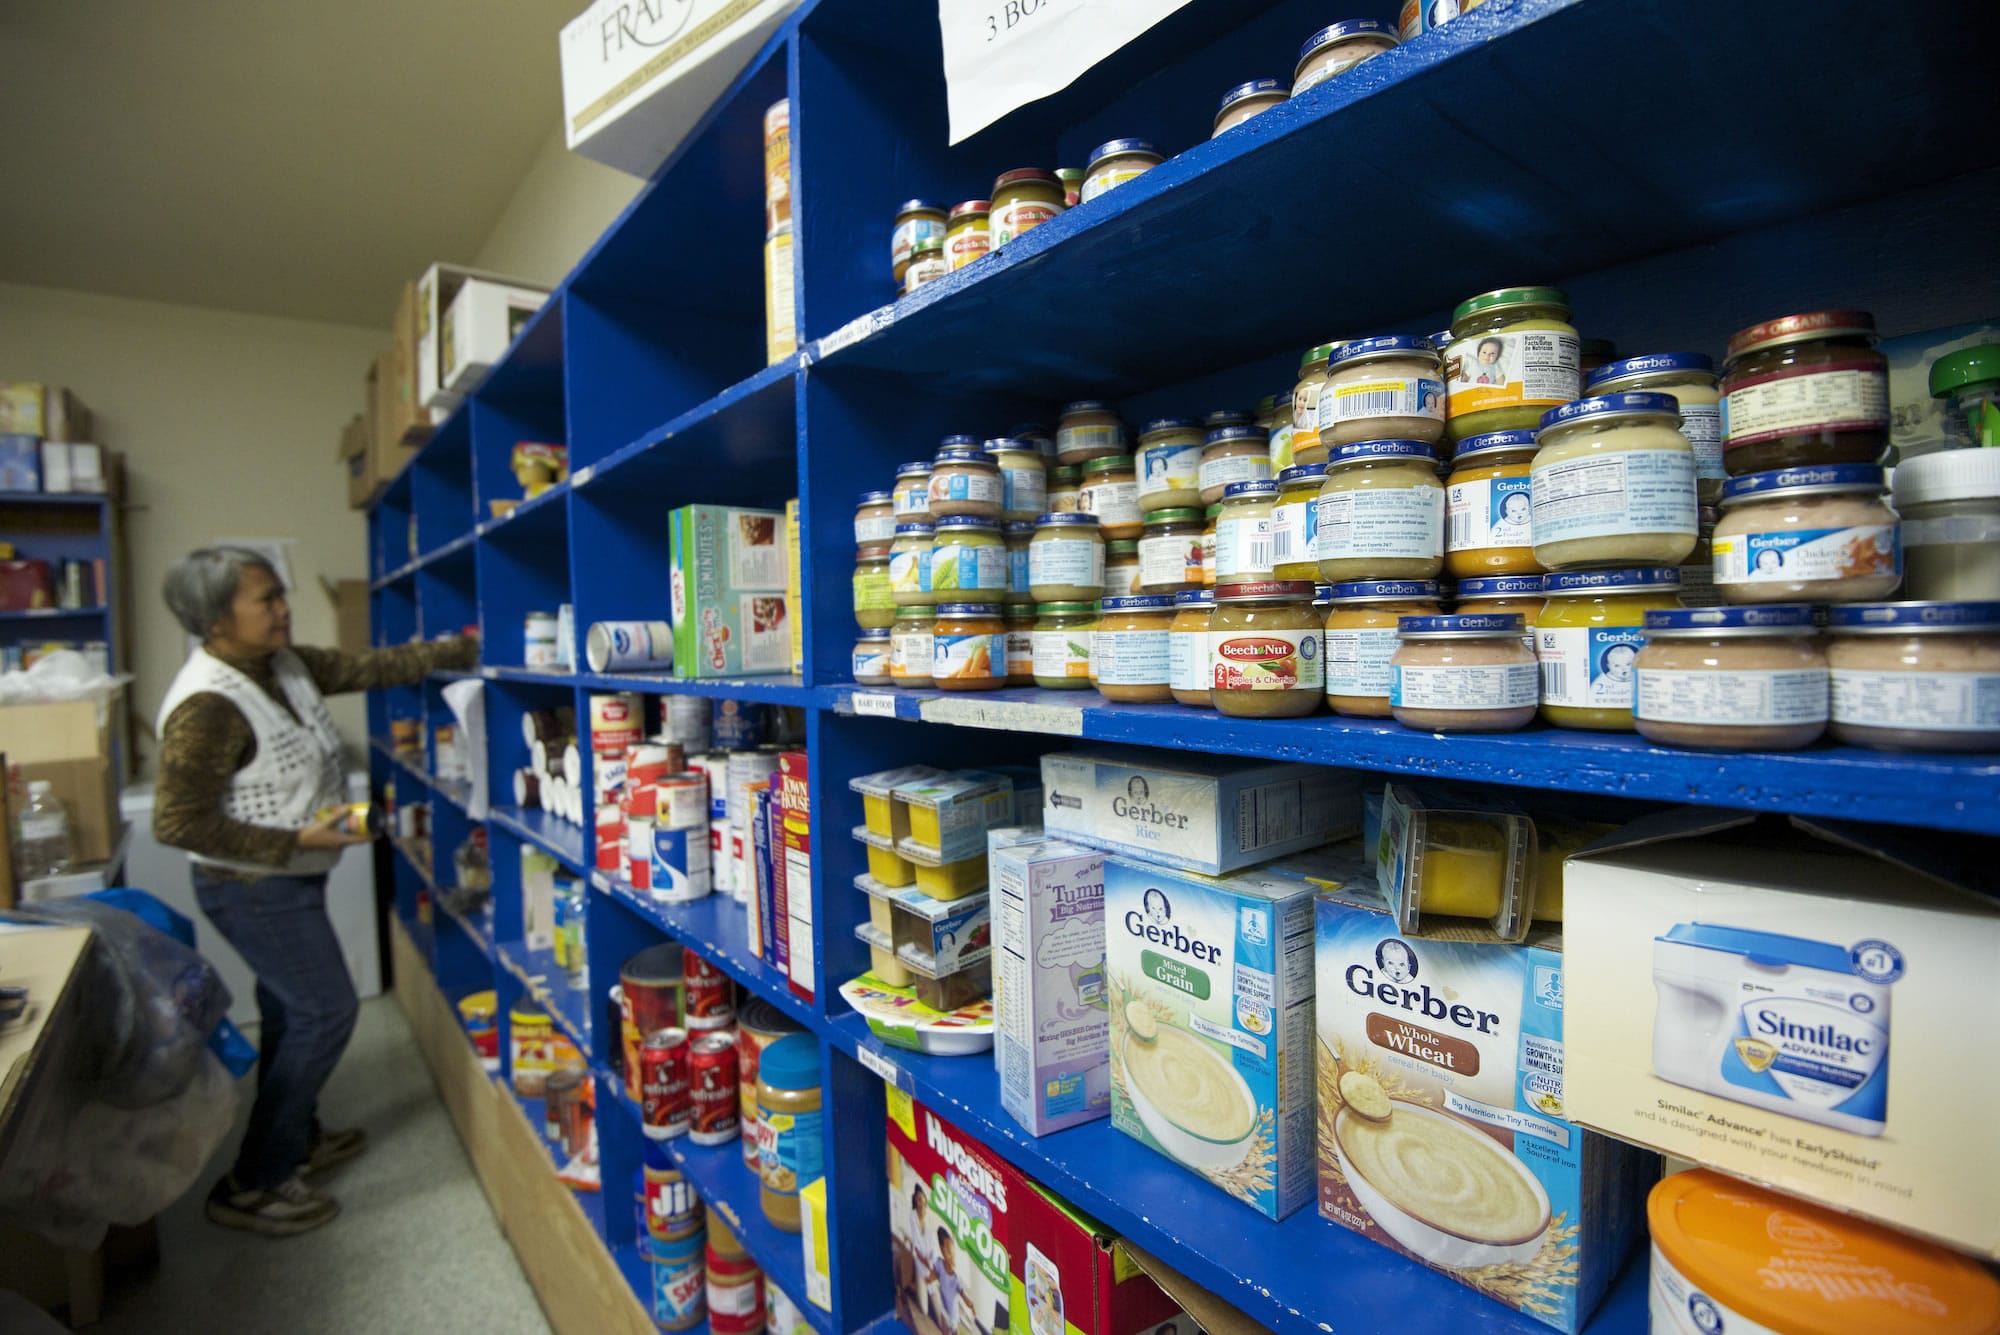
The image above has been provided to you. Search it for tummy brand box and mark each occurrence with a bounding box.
[669,504,790,677]
[1314,886,1653,1333]
[1104,852,1318,1220]
[887,1089,1017,1335]
[992,839,1108,1137]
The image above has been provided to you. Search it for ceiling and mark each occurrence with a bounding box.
[0,0,584,328]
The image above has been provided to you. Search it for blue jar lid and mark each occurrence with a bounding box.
[1720,464,1886,505]
[896,460,932,475]
[1222,480,1280,499]
[1003,521,1036,537]
[1455,574,1545,598]
[1332,439,1439,464]
[935,602,1003,616]
[1034,512,1101,528]
[893,522,935,536]
[1174,588,1215,606]
[983,436,1036,454]
[1452,429,1540,458]
[1204,409,1254,429]
[858,628,890,641]
[934,447,996,468]
[1399,613,1524,635]
[1141,416,1199,434]
[934,515,999,531]
[1332,579,1440,600]
[1062,399,1113,415]
[1538,392,1682,434]
[1299,18,1393,61]
[1314,585,1336,602]
[1643,605,1817,633]
[1277,463,1329,484]
[1087,138,1159,167]
[1101,594,1174,612]
[758,1033,821,1089]
[1427,329,1454,350]
[858,489,893,504]
[1332,335,1437,366]
[895,199,944,216]
[938,433,980,450]
[1218,79,1285,112]
[1824,601,2000,633]
[1544,567,1682,594]
[1586,352,1715,390]
[1205,425,1268,446]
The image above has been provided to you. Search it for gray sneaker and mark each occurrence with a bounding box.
[304,1126,367,1175]
[204,1173,339,1236]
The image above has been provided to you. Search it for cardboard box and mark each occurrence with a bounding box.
[1563,810,2000,1258]
[0,385,91,441]
[414,264,550,410]
[438,279,548,399]
[888,1088,1015,1335]
[778,750,813,1000]
[0,699,118,863]
[0,436,40,492]
[1041,747,1360,874]
[1008,1184,1189,1335]
[321,577,370,655]
[992,838,1109,1136]
[337,413,368,464]
[668,504,789,677]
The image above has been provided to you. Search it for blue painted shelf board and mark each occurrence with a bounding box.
[489,804,589,873]
[0,491,108,507]
[0,605,106,620]
[478,296,566,406]
[437,896,496,963]
[576,355,798,494]
[495,938,592,1054]
[574,671,811,705]
[593,871,820,1031]
[476,479,571,536]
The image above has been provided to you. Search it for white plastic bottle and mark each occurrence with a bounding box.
[16,780,75,880]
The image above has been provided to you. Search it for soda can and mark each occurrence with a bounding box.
[586,620,674,674]
[640,1027,691,1140]
[683,949,735,1030]
[688,1031,740,1146]
[650,825,712,904]
[655,771,708,831]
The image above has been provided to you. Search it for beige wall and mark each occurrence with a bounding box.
[0,281,383,768]
[474,128,642,285]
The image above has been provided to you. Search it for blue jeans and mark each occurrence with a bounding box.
[192,868,359,1189]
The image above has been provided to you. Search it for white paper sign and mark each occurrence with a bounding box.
[939,0,1195,144]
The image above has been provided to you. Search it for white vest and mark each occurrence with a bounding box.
[157,647,346,876]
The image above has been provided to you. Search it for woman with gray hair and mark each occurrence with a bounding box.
[154,545,476,1236]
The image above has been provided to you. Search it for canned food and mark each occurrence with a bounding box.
[684,949,735,1030]
[650,825,712,903]
[649,1228,707,1330]
[641,1027,691,1140]
[655,772,708,831]
[640,1153,701,1242]
[689,1031,741,1146]
[711,699,766,750]
[626,813,655,891]
[590,691,645,751]
[595,803,625,873]
[663,695,710,749]
[317,801,377,838]
[736,998,804,1167]
[620,945,684,1100]
[585,620,674,673]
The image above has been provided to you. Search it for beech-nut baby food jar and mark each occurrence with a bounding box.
[931,603,1006,691]
[1138,509,1204,593]
[1028,513,1105,603]
[1081,139,1161,203]
[1056,401,1126,465]
[1211,580,1324,717]
[1002,521,1035,606]
[1213,79,1286,136]
[1588,353,1724,500]
[989,169,1065,247]
[1930,342,2000,450]
[1825,600,2000,752]
[944,200,990,272]
[902,237,946,294]
[1094,595,1175,703]
[1200,426,1273,506]
[1032,602,1096,688]
[1891,448,2000,602]
[1319,336,1447,450]
[892,462,932,518]
[890,607,934,687]
[1634,605,1827,751]
[853,628,891,686]
[1048,464,1083,513]
[1292,344,1337,465]
[889,522,935,606]
[1444,429,1539,577]
[855,490,896,547]
[1444,287,1581,444]
[1291,19,1396,97]
[985,437,1048,521]
[1260,393,1296,473]
[1530,393,1698,571]
[928,448,1003,518]
[1272,464,1327,581]
[1712,465,1900,604]
[891,200,946,284]
[1324,580,1442,718]
[1533,568,1682,731]
[1721,310,1888,476]
[1003,607,1036,685]
[929,517,1008,601]
[1389,614,1539,733]
[1135,418,1204,512]
[1315,440,1446,582]
[1104,540,1142,598]
[853,543,894,629]
[1215,480,1280,582]
[1079,456,1143,539]
[1168,589,1215,707]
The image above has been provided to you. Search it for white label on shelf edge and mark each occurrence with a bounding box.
[851,691,899,718]
[571,465,595,489]
[918,696,1084,736]
[816,307,895,360]
[856,1043,905,1088]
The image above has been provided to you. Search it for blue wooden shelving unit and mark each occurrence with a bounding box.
[0,490,119,669]
[366,1,2000,1331]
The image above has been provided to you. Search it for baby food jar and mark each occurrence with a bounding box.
[1319,336,1447,450]
[892,462,932,519]
[1169,589,1215,707]
[1104,540,1142,598]
[929,517,1008,601]
[1031,602,1096,688]
[1533,568,1682,731]
[1271,464,1327,581]
[1215,480,1280,582]
[1079,456,1143,539]
[1721,310,1888,476]
[985,438,1048,521]
[1531,393,1698,571]
[853,543,895,629]
[1056,168,1084,207]
[1013,424,1056,461]
[1292,344,1337,465]
[1002,521,1035,607]
[1443,287,1581,444]
[890,200,946,284]
[1291,19,1396,96]
[944,200,990,272]
[1389,614,1540,732]
[1003,607,1036,685]
[1213,78,1286,136]
[1712,465,1900,603]
[1315,440,1446,582]
[1211,580,1324,717]
[1094,595,1175,703]
[1081,139,1161,203]
[1890,449,2000,602]
[1324,580,1442,718]
[1634,605,1827,751]
[902,237,946,294]
[1826,601,2000,752]
[932,603,1006,691]
[1028,513,1105,602]
[1201,504,1221,585]
[1135,418,1204,512]
[853,628,892,686]
[989,169,1064,247]
[1204,409,1253,432]
[1259,393,1296,474]
[1453,574,1546,646]
[888,522,935,606]
[1444,429,1539,577]
[1056,401,1127,465]
[1200,426,1273,505]
[854,490,896,546]
[928,448,1003,518]
[1046,464,1083,514]
[1138,509,1204,593]
[1588,353,1724,500]
[1930,343,2000,449]
[890,607,934,687]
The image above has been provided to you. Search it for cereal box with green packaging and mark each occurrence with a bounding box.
[668,503,790,677]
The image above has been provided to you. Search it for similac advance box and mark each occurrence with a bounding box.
[992,839,1109,1137]
[1104,853,1319,1221]
[1314,885,1653,1333]
[1564,811,2000,1259]
[669,504,790,677]
[887,1088,1016,1335]
[1042,747,1359,875]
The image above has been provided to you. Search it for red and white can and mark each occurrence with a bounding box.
[683,949,736,1030]
[589,691,644,752]
[640,1027,690,1140]
[655,771,708,831]
[596,803,625,872]
[688,1031,740,1146]
[626,814,655,891]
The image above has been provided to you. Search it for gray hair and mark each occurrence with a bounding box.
[162,546,279,638]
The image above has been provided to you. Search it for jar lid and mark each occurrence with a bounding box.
[934,516,999,531]
[1586,351,1714,390]
[911,235,944,257]
[1301,343,1337,369]
[1825,600,2000,634]
[857,489,893,504]
[1204,409,1254,429]
[1537,391,1681,435]
[1929,343,2000,398]
[1332,579,1440,601]
[1034,512,1100,528]
[893,605,934,617]
[947,199,991,220]
[1544,567,1681,594]
[858,628,890,641]
[1004,605,1036,621]
[1102,594,1174,612]
[1398,613,1524,636]
[1107,539,1139,555]
[1056,167,1084,185]
[1297,18,1393,64]
[1141,416,1199,434]
[1452,286,1570,323]
[1455,574,1545,597]
[1143,508,1203,524]
[1314,585,1335,603]
[1174,588,1215,606]
[1081,455,1134,477]
[983,436,1037,454]
[893,522,936,536]
[1720,464,1886,506]
[895,460,932,476]
[857,542,891,558]
[1062,399,1114,415]
[758,1033,821,1088]
[1331,335,1438,367]
[1891,446,2000,506]
[934,449,998,470]
[1086,138,1160,168]
[1216,579,1315,601]
[1003,520,1036,537]
[939,433,980,450]
[1450,429,1539,458]
[1217,78,1286,112]
[1726,310,1876,361]
[1205,425,1268,447]
[1277,463,1329,484]
[1643,605,1816,635]
[894,198,944,217]
[992,168,1061,191]
[935,602,1002,616]
[1221,479,1280,499]
[1426,328,1453,350]
[1254,394,1279,415]
[1331,439,1439,464]
[1205,504,1223,518]
[1037,601,1098,614]
[1050,465,1082,482]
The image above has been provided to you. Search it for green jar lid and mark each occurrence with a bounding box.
[1144,508,1203,524]
[1107,539,1139,556]
[1930,344,2000,398]
[892,605,934,618]
[1204,504,1222,519]
[1300,343,1336,370]
[1050,465,1082,483]
[1036,601,1097,615]
[1452,286,1570,323]
[1255,394,1277,414]
[1081,454,1134,477]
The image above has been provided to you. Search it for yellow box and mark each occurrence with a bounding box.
[866,841,915,887]
[912,854,985,901]
[868,897,894,934]
[868,941,913,987]
[800,1176,831,1310]
[848,765,946,841]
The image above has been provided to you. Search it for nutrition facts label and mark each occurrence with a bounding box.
[1094,628,1170,684]
[1720,361,1887,448]
[1324,627,1398,696]
[1637,668,1828,725]
[1832,669,2000,730]
[1315,486,1443,561]
[1391,663,1538,710]
[1530,449,1697,545]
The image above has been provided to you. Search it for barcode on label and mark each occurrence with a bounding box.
[1341,388,1402,418]
[1249,536,1273,571]
[1540,660,1566,702]
[1272,525,1296,563]
[1447,508,1472,550]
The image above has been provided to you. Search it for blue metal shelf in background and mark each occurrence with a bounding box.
[495,939,592,1055]
[489,804,588,872]
[594,871,818,1031]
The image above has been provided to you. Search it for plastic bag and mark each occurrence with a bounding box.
[0,648,133,721]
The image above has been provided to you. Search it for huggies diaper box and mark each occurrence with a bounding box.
[1563,809,2000,1258]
